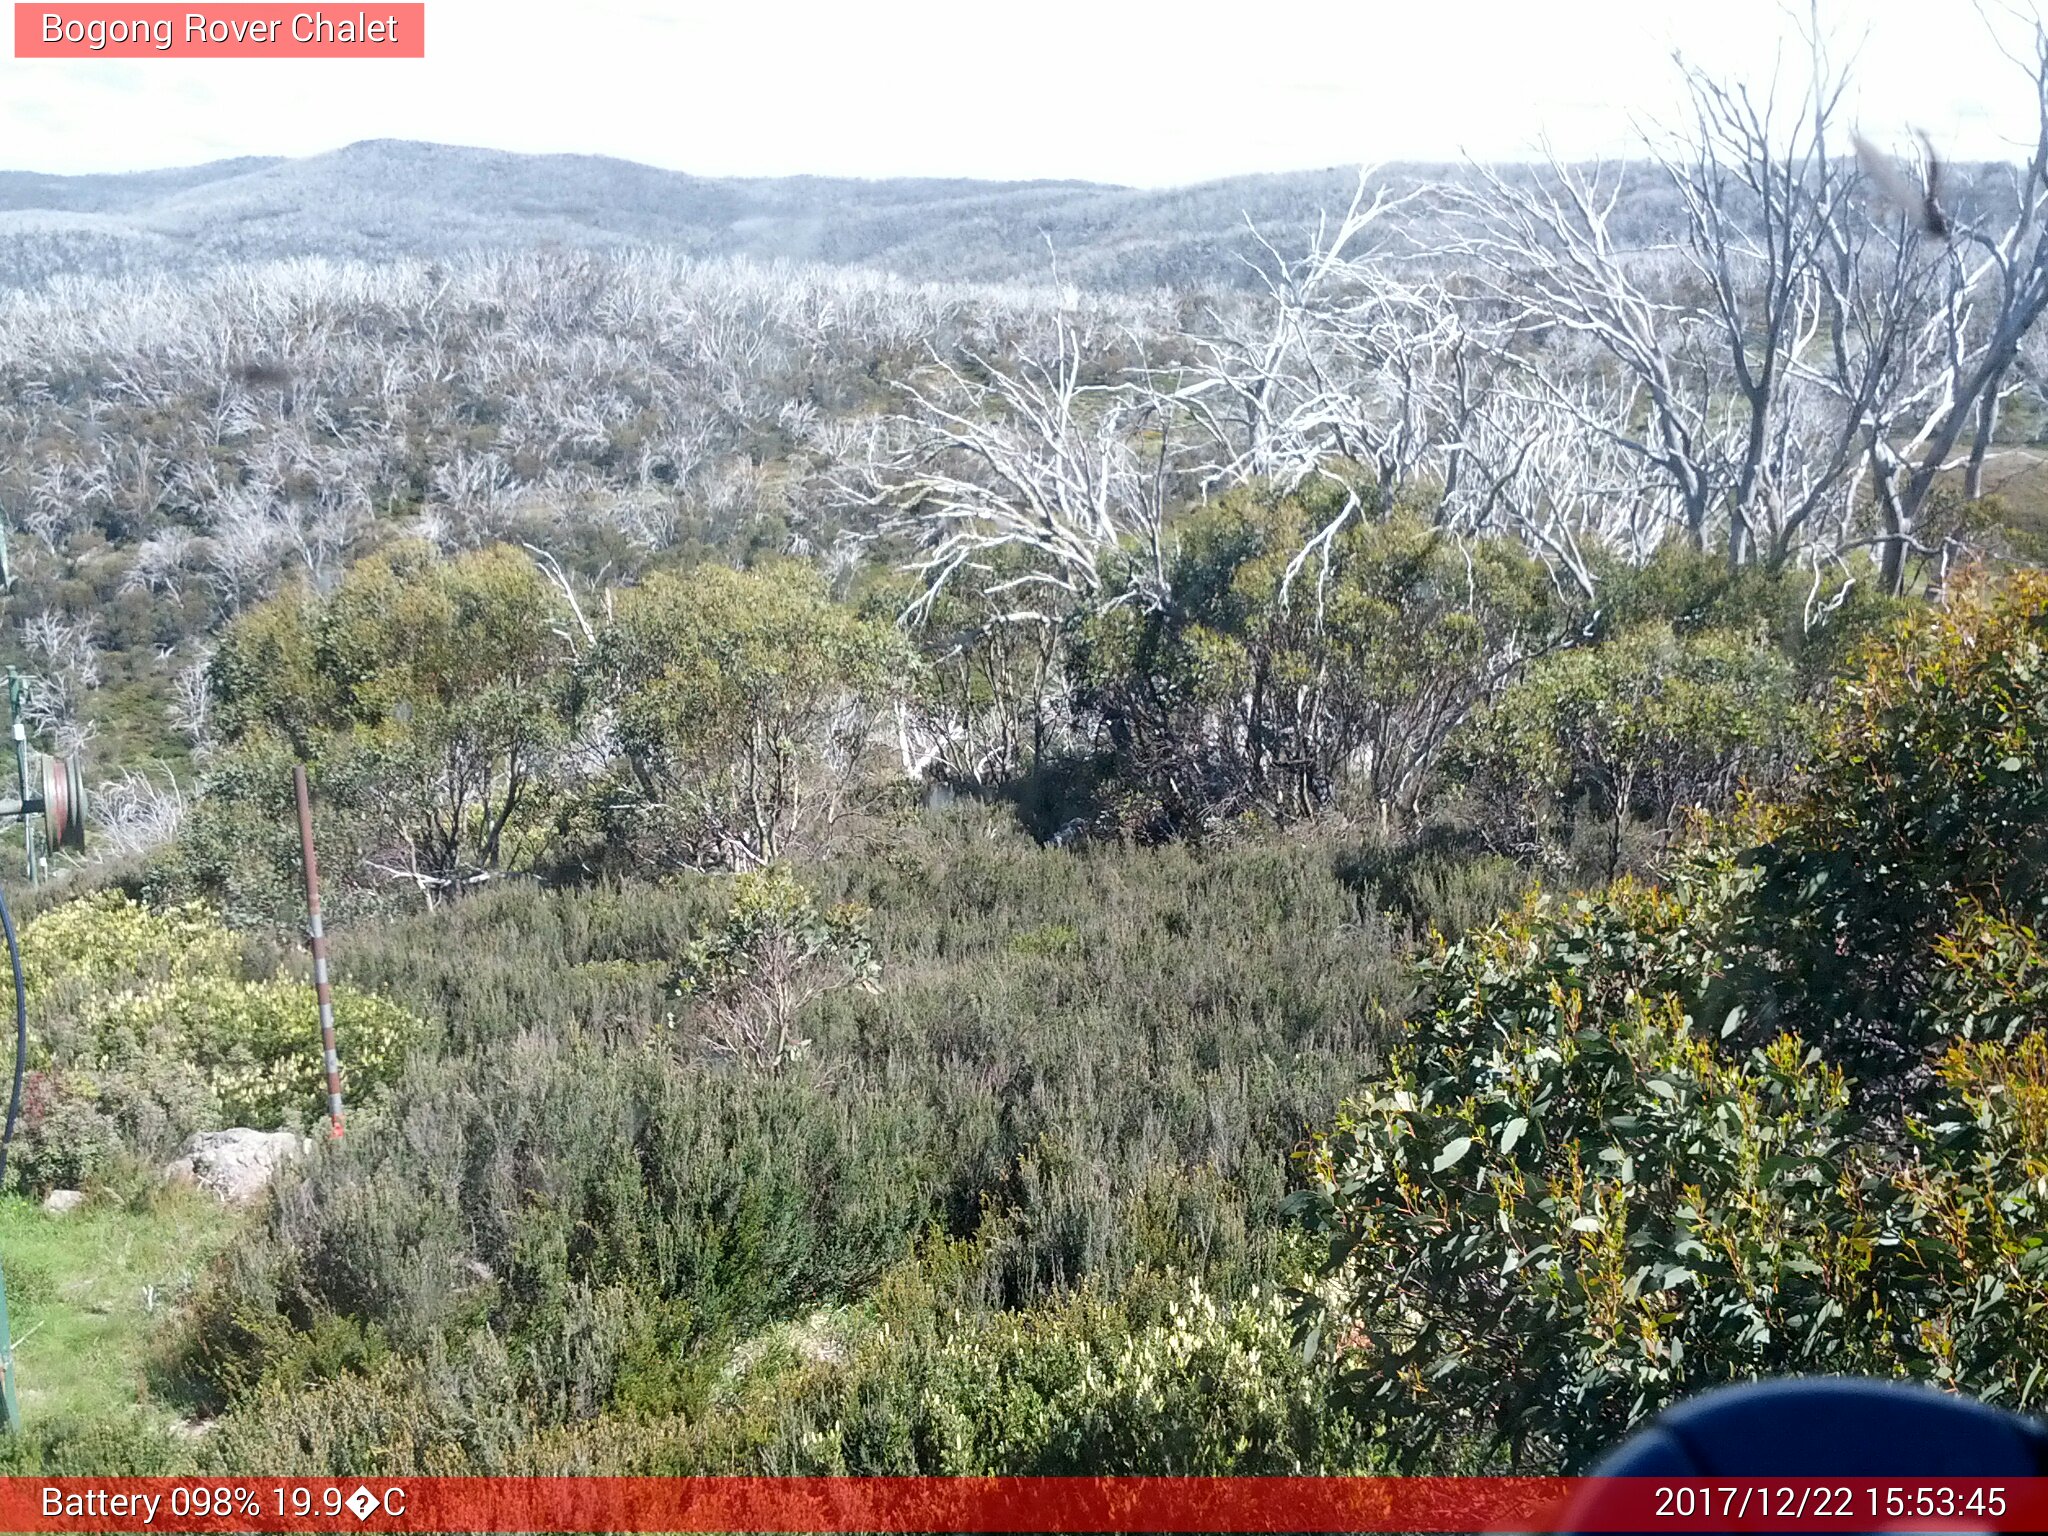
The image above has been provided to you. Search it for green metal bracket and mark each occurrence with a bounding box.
[0,1255,20,1436]
[0,674,85,888]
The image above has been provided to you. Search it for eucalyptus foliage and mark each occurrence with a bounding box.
[1295,571,2048,1470]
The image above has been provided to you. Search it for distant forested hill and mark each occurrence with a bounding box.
[6,138,2024,293]
[0,141,1557,290]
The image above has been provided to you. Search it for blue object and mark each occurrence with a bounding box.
[1559,1378,2048,1534]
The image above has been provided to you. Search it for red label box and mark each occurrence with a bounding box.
[14,4,424,57]
[7,1476,2048,1532]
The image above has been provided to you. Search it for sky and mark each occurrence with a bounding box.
[0,0,2042,185]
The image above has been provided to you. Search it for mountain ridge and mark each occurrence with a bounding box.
[0,140,1385,290]
[9,136,1992,293]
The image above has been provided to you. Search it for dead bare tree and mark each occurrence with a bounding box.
[1850,14,2048,592]
[1655,46,1869,569]
[18,609,100,755]
[1161,173,1473,595]
[865,315,1173,624]
[1443,380,1667,604]
[1434,7,2048,599]
[1448,154,1727,560]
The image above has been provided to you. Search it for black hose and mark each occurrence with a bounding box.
[0,886,24,1189]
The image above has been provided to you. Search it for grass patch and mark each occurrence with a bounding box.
[0,1190,244,1427]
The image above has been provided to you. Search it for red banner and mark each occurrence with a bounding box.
[14,5,424,58]
[2,1476,2045,1532]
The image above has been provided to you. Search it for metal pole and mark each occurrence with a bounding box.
[0,529,27,1432]
[7,676,30,886]
[294,764,344,1140]
[0,879,26,1436]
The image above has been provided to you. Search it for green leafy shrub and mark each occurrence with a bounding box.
[92,978,420,1128]
[670,868,880,1069]
[1072,493,1559,834]
[22,891,241,1010]
[1292,887,2048,1471]
[1722,569,2048,1102]
[1923,905,2048,1049]
[1291,891,1857,1471]
[1298,576,2048,1474]
[1458,622,1805,879]
[8,893,424,1189]
[1899,1033,2048,1400]
[192,542,576,911]
[581,561,912,871]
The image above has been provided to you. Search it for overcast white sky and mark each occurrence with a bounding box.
[1,0,2042,185]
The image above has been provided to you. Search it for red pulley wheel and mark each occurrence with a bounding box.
[41,753,84,853]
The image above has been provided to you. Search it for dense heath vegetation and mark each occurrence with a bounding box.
[12,22,2048,1480]
[17,536,2048,1478]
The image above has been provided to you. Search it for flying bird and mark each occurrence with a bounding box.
[1852,130,1952,239]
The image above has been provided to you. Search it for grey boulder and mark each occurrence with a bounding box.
[162,1129,313,1204]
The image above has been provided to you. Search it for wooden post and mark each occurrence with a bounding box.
[294,764,344,1140]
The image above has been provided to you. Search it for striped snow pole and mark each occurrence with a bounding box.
[293,763,344,1139]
